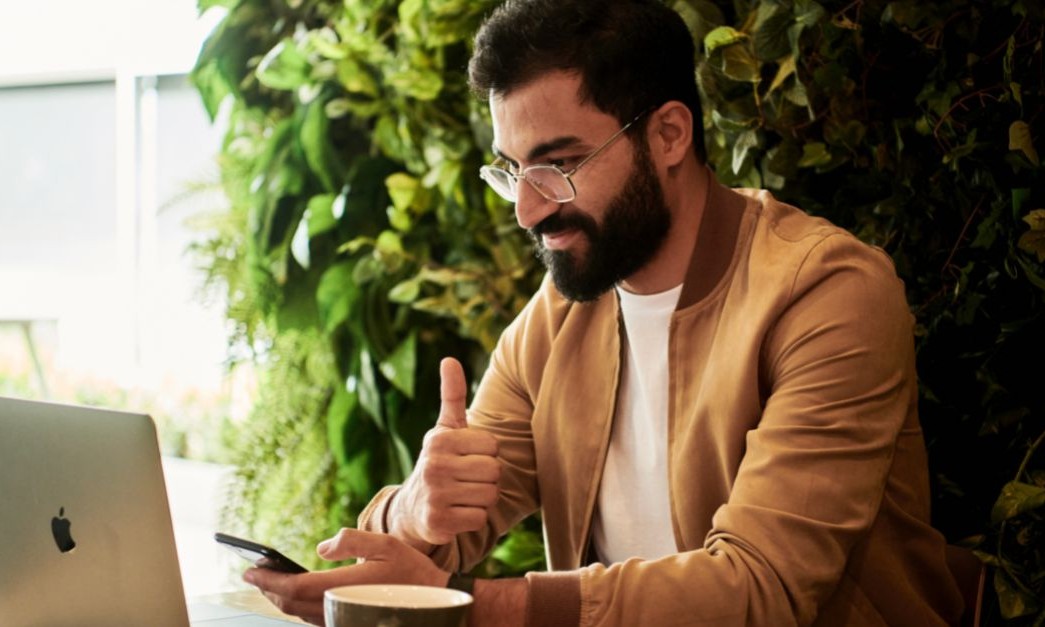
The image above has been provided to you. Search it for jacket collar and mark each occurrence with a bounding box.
[676,169,748,310]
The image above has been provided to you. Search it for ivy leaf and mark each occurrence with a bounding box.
[769,55,796,94]
[326,386,357,466]
[671,0,724,45]
[386,172,420,212]
[994,568,1040,619]
[389,278,421,304]
[798,142,832,168]
[704,26,746,55]
[1009,121,1040,166]
[358,348,385,429]
[1018,210,1045,262]
[316,262,358,332]
[256,40,311,91]
[720,45,761,83]
[732,130,759,175]
[991,480,1045,524]
[307,194,337,237]
[301,99,344,193]
[290,214,310,270]
[379,331,417,398]
[754,3,792,61]
[1022,209,1045,231]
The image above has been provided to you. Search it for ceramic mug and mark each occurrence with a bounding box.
[324,584,472,627]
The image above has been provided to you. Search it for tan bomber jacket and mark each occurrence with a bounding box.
[359,177,964,626]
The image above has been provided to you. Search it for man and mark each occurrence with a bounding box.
[246,0,965,625]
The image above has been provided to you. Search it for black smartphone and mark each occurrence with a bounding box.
[214,532,309,574]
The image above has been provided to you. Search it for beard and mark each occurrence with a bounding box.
[528,141,672,302]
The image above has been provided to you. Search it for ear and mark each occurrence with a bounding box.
[646,101,693,168]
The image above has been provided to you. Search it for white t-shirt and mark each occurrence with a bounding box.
[591,283,683,565]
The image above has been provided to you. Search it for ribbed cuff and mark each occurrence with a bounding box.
[524,570,581,627]
[356,485,400,532]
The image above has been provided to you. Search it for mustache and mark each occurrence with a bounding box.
[528,210,599,242]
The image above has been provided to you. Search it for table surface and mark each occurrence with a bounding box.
[193,589,309,624]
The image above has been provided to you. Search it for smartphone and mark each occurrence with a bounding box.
[214,532,309,574]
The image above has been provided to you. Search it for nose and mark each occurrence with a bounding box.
[514,178,559,230]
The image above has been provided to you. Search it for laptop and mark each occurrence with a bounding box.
[0,395,299,626]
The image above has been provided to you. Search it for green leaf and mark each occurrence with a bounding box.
[307,194,337,237]
[994,568,1040,619]
[337,58,379,96]
[326,386,357,466]
[256,40,311,91]
[671,0,725,46]
[720,45,760,83]
[1009,121,1040,166]
[358,348,385,429]
[754,3,792,61]
[316,262,357,332]
[732,130,759,175]
[991,481,1045,524]
[379,331,417,398]
[798,142,832,168]
[386,172,420,212]
[388,278,421,304]
[704,26,746,54]
[491,528,547,571]
[1022,208,1045,231]
[301,100,344,192]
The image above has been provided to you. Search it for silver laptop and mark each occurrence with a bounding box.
[0,396,298,626]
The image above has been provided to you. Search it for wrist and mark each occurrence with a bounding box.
[387,487,436,554]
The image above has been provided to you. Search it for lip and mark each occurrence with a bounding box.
[542,228,580,250]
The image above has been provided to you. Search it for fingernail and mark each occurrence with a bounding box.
[243,570,255,585]
[317,539,331,555]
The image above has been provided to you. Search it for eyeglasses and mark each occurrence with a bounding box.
[479,109,650,204]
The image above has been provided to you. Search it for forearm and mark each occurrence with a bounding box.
[469,578,527,627]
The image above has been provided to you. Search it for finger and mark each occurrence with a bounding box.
[436,357,468,429]
[431,482,500,508]
[425,427,498,456]
[317,527,398,561]
[423,454,500,484]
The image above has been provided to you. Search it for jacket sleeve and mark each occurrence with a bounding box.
[527,234,922,627]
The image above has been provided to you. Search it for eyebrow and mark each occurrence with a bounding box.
[492,135,586,166]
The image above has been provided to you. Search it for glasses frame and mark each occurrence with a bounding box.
[479,108,651,204]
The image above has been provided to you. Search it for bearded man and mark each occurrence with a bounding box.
[246,1,965,625]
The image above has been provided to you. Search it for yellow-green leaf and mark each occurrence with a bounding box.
[704,26,746,55]
[769,55,796,93]
[798,142,831,168]
[1009,120,1040,166]
[991,480,1045,524]
[1022,209,1045,231]
[385,172,419,212]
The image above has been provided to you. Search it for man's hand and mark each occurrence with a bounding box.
[244,529,450,626]
[389,357,501,551]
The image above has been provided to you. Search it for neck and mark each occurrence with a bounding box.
[619,159,709,295]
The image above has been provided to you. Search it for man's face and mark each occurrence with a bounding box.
[490,73,671,302]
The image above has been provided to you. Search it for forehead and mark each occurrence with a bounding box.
[489,71,620,160]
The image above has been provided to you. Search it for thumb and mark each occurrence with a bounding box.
[436,357,468,429]
[317,528,394,562]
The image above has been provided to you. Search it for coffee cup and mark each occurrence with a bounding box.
[324,584,472,627]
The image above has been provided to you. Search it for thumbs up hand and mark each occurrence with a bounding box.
[389,358,501,551]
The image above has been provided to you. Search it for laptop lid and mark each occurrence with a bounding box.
[0,395,190,626]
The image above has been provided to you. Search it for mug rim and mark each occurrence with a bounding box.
[324,584,473,609]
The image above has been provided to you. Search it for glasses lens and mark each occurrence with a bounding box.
[480,166,518,202]
[525,166,575,203]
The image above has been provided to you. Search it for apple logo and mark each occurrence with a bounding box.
[51,507,76,553]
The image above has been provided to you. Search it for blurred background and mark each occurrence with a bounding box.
[0,0,242,595]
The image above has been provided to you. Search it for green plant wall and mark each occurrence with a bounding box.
[190,0,1044,620]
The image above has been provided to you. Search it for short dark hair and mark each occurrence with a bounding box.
[468,0,706,162]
